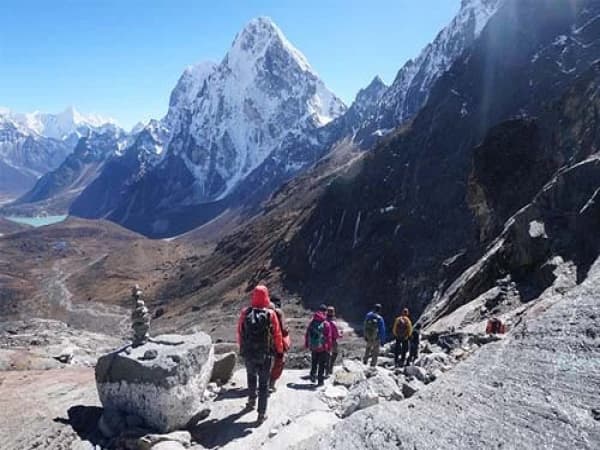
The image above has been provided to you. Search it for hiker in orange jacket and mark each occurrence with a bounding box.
[237,285,283,424]
[393,308,413,367]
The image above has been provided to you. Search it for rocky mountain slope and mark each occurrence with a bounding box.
[272,0,600,321]
[0,107,116,196]
[299,254,600,449]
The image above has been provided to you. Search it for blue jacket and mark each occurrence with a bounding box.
[364,311,386,345]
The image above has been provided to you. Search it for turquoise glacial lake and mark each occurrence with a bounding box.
[5,215,68,227]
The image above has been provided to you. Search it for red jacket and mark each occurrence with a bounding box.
[237,285,284,354]
[305,311,332,352]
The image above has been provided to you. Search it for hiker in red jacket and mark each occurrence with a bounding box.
[305,304,332,386]
[237,285,283,425]
[269,296,290,392]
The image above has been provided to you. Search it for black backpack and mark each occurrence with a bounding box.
[241,307,272,360]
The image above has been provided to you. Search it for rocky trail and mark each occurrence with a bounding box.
[194,369,339,449]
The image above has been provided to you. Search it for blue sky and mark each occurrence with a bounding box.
[0,0,460,128]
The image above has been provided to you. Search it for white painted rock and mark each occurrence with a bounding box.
[95,333,214,433]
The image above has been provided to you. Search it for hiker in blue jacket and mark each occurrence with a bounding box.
[362,304,386,367]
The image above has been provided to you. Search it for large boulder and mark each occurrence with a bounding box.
[339,381,379,418]
[95,333,214,433]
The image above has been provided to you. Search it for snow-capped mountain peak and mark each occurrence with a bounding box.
[371,0,503,131]
[227,16,313,74]
[159,16,346,202]
[0,106,117,140]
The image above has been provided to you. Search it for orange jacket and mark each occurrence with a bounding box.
[237,285,284,354]
[393,315,413,340]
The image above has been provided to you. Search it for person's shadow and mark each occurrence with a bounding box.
[190,408,257,447]
[214,388,248,400]
[286,382,317,391]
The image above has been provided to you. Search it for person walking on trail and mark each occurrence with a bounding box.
[362,304,386,367]
[325,306,342,376]
[305,304,332,386]
[393,308,413,367]
[408,323,421,365]
[237,285,283,425]
[269,296,290,393]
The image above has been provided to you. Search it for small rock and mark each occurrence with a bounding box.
[429,369,443,382]
[268,428,279,438]
[140,349,158,360]
[54,349,74,364]
[138,431,192,450]
[210,352,236,384]
[333,359,366,387]
[401,382,419,399]
[404,365,428,383]
[591,408,600,421]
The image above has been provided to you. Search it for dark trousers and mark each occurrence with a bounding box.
[246,356,272,414]
[327,341,339,374]
[310,351,328,384]
[408,344,419,364]
[394,338,409,366]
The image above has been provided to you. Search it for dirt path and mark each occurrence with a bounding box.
[40,259,129,335]
[0,368,99,450]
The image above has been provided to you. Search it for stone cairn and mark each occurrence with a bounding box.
[131,284,150,347]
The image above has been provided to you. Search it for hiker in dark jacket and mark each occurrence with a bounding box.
[305,304,332,386]
[325,306,342,375]
[237,285,283,425]
[362,304,386,367]
[393,308,413,367]
[269,296,290,392]
[408,323,421,365]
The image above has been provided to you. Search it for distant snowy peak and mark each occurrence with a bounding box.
[0,106,118,140]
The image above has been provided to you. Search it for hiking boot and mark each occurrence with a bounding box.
[310,374,316,383]
[257,413,268,425]
[269,382,277,393]
[245,398,256,410]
